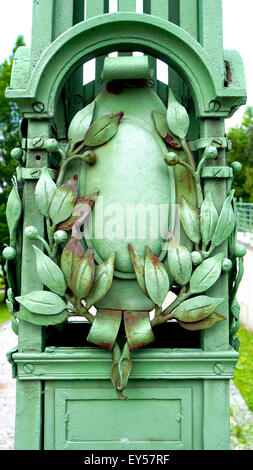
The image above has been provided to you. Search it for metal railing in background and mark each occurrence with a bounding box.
[235,198,253,234]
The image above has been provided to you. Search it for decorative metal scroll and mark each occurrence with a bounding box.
[4,82,245,399]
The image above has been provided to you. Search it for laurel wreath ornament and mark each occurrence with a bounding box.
[4,89,245,399]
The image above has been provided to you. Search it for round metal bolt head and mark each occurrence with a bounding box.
[74,94,83,104]
[32,102,44,113]
[208,100,221,112]
[23,363,34,374]
[213,362,224,375]
[32,137,44,148]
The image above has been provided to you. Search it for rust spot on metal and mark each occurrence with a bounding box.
[152,253,159,266]
[132,342,146,351]
[125,313,136,325]
[224,60,232,87]
[106,80,125,95]
[165,134,180,148]
[128,244,134,254]
[99,342,111,350]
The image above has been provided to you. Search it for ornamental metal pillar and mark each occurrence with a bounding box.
[5,0,246,450]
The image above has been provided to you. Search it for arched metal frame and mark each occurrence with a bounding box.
[6,13,245,118]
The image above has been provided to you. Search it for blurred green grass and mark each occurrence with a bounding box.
[234,327,253,413]
[0,292,11,325]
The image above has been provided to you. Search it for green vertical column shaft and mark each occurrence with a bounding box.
[144,0,170,94]
[53,0,74,39]
[19,122,50,352]
[15,381,43,450]
[117,0,136,56]
[86,0,109,94]
[143,0,157,91]
[198,0,224,77]
[198,0,228,351]
[31,0,55,70]
[200,118,229,351]
[179,1,199,143]
[168,0,181,100]
[203,380,230,449]
[67,0,85,122]
[179,0,198,40]
[53,0,75,139]
[15,120,50,450]
[117,0,136,11]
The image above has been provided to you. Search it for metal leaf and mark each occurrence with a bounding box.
[124,310,155,351]
[110,343,124,399]
[49,175,78,225]
[71,246,95,300]
[167,89,189,140]
[60,238,84,288]
[144,246,170,307]
[189,253,223,294]
[68,101,95,152]
[179,312,226,331]
[57,192,98,232]
[152,111,181,148]
[15,290,67,315]
[85,253,116,309]
[118,342,132,392]
[171,295,224,322]
[180,196,201,244]
[200,191,219,250]
[212,190,236,247]
[33,245,67,295]
[35,168,57,217]
[167,244,192,285]
[6,177,22,248]
[87,309,122,350]
[128,244,148,296]
[6,300,14,315]
[15,308,69,326]
[83,112,124,147]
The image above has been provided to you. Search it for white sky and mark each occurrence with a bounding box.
[0,0,252,130]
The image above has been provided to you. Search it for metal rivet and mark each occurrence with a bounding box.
[74,94,83,104]
[209,100,221,112]
[32,102,44,113]
[213,362,224,375]
[23,363,34,374]
[32,137,44,148]
[30,169,41,177]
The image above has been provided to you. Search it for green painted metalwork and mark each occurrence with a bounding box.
[235,199,253,235]
[4,0,247,450]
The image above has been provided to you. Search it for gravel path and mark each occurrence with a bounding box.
[0,320,17,450]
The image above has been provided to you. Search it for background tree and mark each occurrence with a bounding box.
[227,106,253,201]
[0,36,25,297]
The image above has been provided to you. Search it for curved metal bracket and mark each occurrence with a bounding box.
[6,13,246,118]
